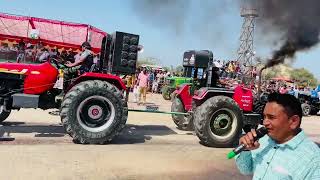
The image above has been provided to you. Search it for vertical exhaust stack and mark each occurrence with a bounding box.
[257,66,266,98]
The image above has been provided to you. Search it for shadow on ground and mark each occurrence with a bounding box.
[0,121,65,138]
[111,124,177,144]
[0,122,177,145]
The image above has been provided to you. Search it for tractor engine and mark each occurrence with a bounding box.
[0,72,24,95]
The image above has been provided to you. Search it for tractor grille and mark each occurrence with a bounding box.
[0,73,24,95]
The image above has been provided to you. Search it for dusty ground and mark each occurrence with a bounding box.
[0,93,319,180]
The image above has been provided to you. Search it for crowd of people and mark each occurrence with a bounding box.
[213,59,257,79]
[124,67,173,105]
[259,79,320,101]
[0,40,100,65]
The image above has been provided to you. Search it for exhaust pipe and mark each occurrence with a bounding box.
[257,66,266,98]
[257,57,282,97]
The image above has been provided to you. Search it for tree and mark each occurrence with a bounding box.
[290,68,317,87]
[175,65,184,73]
[137,57,159,67]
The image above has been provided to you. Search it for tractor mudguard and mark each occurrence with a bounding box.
[67,72,127,92]
[192,87,234,106]
[233,85,254,112]
[174,84,193,111]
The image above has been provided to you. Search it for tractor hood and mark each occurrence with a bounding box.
[0,62,59,94]
[0,62,56,75]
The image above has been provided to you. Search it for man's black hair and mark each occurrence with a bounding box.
[267,93,302,123]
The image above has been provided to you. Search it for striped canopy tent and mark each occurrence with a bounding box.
[271,77,294,83]
[0,12,107,53]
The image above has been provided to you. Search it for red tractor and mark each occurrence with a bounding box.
[172,50,263,147]
[0,32,140,144]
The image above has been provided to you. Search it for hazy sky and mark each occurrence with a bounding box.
[1,0,319,79]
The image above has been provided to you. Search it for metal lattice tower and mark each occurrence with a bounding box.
[236,7,258,66]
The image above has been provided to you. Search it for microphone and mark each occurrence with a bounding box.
[227,126,268,159]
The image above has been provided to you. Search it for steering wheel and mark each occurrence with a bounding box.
[49,57,67,69]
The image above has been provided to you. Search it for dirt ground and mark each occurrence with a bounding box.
[0,93,319,180]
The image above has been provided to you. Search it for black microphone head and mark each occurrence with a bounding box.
[256,126,268,139]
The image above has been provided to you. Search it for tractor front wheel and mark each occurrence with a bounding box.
[0,105,11,123]
[60,80,128,144]
[194,96,243,147]
[162,86,172,100]
[171,97,193,131]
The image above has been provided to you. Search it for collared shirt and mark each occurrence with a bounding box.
[138,72,149,88]
[235,130,320,179]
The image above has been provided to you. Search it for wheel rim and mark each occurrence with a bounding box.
[303,105,310,115]
[76,95,115,132]
[165,92,171,99]
[209,108,238,140]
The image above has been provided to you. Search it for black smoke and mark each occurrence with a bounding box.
[130,0,191,34]
[131,0,320,68]
[257,0,320,68]
[130,0,238,49]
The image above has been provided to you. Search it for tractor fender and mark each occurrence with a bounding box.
[68,72,127,92]
[174,84,193,111]
[193,87,234,106]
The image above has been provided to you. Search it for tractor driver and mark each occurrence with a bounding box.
[65,41,94,74]
[62,42,94,89]
[207,63,226,87]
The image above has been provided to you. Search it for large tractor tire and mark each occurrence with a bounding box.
[162,86,172,100]
[60,80,128,144]
[301,103,311,116]
[171,97,194,131]
[194,96,243,147]
[0,105,11,123]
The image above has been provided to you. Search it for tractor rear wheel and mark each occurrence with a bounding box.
[194,96,243,147]
[171,97,193,131]
[60,80,127,144]
[162,86,172,100]
[0,105,11,123]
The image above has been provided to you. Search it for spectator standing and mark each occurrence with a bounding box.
[311,88,318,98]
[137,68,149,105]
[287,86,295,96]
[16,39,25,63]
[279,85,288,94]
[148,70,155,91]
[38,48,50,62]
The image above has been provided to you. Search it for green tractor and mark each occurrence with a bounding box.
[161,76,192,100]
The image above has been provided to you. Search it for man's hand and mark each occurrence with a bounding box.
[239,129,260,151]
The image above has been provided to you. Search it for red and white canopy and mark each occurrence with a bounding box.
[0,12,107,53]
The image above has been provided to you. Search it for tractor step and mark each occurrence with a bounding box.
[12,93,39,108]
